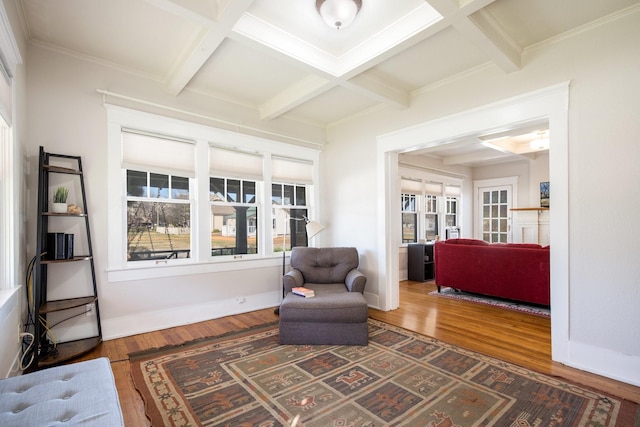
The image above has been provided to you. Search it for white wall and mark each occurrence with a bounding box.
[0,0,29,376]
[323,11,640,385]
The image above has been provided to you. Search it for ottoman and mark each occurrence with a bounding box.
[279,283,369,345]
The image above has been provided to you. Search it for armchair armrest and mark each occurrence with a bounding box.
[345,269,367,294]
[283,269,304,294]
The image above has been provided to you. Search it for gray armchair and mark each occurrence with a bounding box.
[279,247,368,345]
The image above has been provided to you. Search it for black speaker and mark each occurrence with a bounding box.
[65,234,74,259]
[47,233,66,260]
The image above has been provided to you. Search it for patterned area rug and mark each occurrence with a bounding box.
[130,319,637,426]
[429,286,551,317]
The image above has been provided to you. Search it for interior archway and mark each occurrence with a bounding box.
[376,83,570,364]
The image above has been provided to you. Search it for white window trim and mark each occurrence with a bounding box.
[106,105,321,282]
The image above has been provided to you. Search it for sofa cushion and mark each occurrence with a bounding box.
[290,247,359,284]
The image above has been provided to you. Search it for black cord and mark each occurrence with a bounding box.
[48,309,91,329]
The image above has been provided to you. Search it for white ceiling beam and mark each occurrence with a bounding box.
[259,75,334,121]
[159,0,255,95]
[425,0,519,72]
[454,9,521,72]
[442,149,512,166]
[344,74,410,109]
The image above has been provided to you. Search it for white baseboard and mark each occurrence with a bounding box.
[102,291,279,340]
[568,340,640,387]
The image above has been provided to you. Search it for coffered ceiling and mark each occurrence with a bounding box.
[17,0,640,165]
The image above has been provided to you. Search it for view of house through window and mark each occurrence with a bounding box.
[272,183,309,252]
[210,177,258,256]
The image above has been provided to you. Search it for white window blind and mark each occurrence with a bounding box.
[425,181,443,196]
[122,131,195,177]
[272,156,313,184]
[209,145,263,180]
[401,178,422,194]
[445,185,461,197]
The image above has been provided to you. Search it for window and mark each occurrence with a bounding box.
[401,193,417,243]
[273,183,309,252]
[400,178,421,244]
[106,106,321,280]
[127,170,191,261]
[210,177,258,256]
[444,185,460,230]
[122,131,194,262]
[425,195,439,240]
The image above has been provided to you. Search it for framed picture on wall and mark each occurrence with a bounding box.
[540,181,550,207]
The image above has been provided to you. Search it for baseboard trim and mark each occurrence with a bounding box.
[568,340,640,387]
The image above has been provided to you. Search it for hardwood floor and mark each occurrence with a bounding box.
[78,280,639,427]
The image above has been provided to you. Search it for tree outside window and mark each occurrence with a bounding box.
[126,170,191,261]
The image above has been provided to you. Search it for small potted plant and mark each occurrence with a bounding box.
[52,186,69,213]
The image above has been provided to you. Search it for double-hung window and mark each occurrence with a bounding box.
[424,182,442,241]
[401,178,420,244]
[123,131,194,262]
[444,185,461,231]
[209,145,263,259]
[271,156,313,252]
[210,177,259,257]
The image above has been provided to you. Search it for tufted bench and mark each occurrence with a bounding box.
[0,357,124,427]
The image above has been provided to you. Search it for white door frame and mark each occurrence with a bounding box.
[376,82,570,364]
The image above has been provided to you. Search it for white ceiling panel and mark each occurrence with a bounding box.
[482,0,640,48]
[188,39,309,106]
[22,0,199,79]
[367,27,490,92]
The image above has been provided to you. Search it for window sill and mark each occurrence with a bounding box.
[106,256,285,283]
[0,286,20,311]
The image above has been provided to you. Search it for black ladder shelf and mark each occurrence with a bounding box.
[32,146,102,370]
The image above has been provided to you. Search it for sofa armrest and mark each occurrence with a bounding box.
[345,269,367,294]
[283,269,304,293]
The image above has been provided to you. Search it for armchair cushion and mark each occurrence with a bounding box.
[290,247,359,284]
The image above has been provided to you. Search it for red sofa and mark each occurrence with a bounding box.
[434,238,550,306]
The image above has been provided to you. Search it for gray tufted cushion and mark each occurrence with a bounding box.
[290,247,359,284]
[0,357,124,427]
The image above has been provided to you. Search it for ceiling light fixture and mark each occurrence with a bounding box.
[530,131,550,150]
[316,0,362,30]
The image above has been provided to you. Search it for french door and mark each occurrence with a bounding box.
[478,185,512,243]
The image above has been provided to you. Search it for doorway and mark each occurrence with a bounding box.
[376,82,570,364]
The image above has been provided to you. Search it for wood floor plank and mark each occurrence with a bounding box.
[70,283,638,427]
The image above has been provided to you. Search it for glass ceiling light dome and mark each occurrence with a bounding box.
[316,0,363,30]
